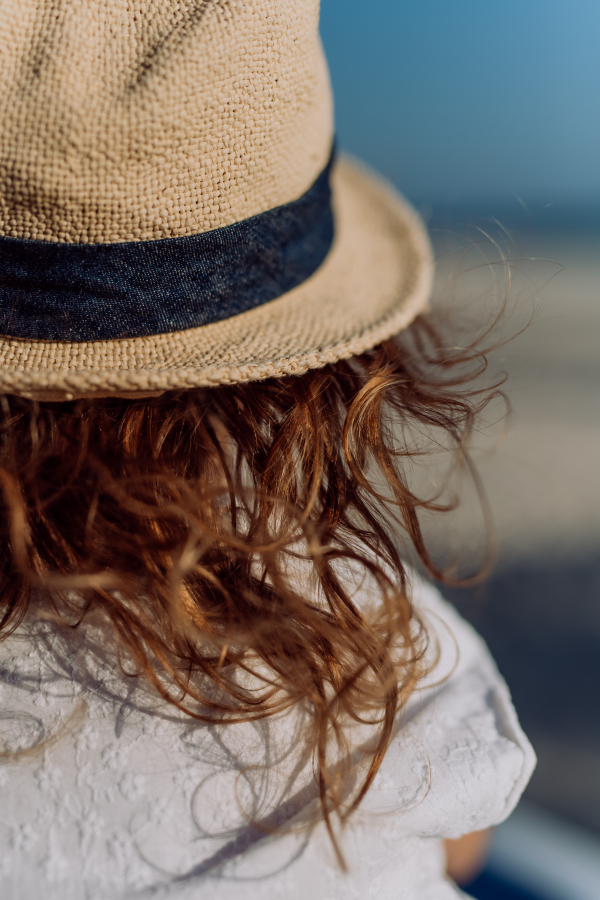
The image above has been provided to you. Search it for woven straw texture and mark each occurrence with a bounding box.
[0,0,433,399]
[0,158,432,399]
[0,0,332,243]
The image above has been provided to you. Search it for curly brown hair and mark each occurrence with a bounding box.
[0,314,502,858]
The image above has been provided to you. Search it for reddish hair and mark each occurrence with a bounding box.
[0,315,502,858]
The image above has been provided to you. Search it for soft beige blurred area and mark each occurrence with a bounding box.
[419,224,600,834]
[422,230,600,567]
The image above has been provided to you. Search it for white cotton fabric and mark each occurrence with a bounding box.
[0,577,535,900]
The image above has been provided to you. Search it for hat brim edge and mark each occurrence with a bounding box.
[0,156,433,401]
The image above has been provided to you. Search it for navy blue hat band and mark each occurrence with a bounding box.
[0,148,335,343]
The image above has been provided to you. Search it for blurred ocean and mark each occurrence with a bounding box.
[319,2,600,893]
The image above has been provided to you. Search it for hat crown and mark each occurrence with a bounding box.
[0,0,333,244]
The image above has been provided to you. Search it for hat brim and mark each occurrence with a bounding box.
[0,157,433,401]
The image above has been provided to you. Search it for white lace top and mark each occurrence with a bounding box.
[0,577,535,900]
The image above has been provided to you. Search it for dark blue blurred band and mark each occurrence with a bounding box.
[0,149,335,342]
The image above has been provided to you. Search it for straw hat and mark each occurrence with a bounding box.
[0,0,432,401]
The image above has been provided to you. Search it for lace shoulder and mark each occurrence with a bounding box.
[0,580,535,900]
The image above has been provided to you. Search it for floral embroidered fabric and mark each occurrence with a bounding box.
[0,578,535,900]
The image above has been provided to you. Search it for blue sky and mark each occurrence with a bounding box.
[320,0,600,205]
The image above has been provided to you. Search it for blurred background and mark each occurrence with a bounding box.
[320,2,600,898]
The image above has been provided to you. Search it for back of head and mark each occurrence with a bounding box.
[0,0,501,850]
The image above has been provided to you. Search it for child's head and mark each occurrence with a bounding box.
[0,319,497,834]
[0,0,502,844]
